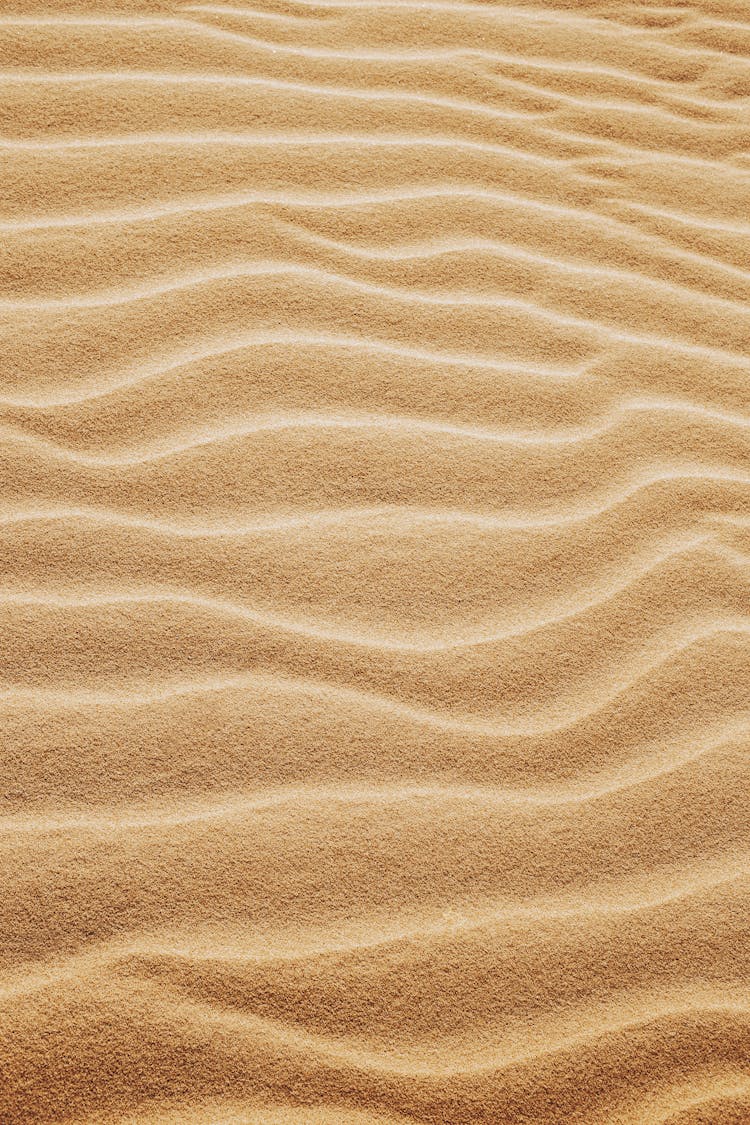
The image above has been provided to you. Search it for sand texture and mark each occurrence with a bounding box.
[1,0,750,1122]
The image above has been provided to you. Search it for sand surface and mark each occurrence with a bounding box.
[1,0,750,1122]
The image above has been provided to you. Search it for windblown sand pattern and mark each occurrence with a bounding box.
[1,0,750,1121]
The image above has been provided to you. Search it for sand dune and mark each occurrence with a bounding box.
[1,0,749,1122]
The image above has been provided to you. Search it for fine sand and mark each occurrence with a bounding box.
[1,1,750,1122]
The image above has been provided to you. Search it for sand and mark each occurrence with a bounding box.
[1,0,749,1122]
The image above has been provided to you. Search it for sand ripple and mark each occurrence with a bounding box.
[1,0,749,1122]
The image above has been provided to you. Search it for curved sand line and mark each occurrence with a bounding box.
[3,1,750,1122]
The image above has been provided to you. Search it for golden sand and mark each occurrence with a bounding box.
[1,0,750,1121]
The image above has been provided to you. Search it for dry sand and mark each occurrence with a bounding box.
[1,0,750,1122]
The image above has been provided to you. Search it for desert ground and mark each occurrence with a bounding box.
[1,0,749,1122]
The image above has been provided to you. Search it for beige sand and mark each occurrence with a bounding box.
[1,0,749,1121]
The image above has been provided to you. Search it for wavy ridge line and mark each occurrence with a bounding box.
[7,223,750,314]
[178,10,750,75]
[0,18,700,74]
[0,502,615,538]
[276,222,750,302]
[78,983,750,1078]
[3,45,740,130]
[7,67,732,140]
[612,199,750,237]
[185,1,730,47]
[2,625,750,737]
[0,330,584,409]
[3,260,746,368]
[3,117,744,179]
[0,131,567,174]
[2,674,748,802]
[5,10,740,75]
[4,399,750,462]
[6,88,734,178]
[0,534,740,655]
[475,65,749,120]
[1,863,748,1002]
[0,70,539,125]
[1,540,748,652]
[3,758,749,832]
[5,64,726,116]
[4,186,746,302]
[0,182,713,241]
[1,466,749,533]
